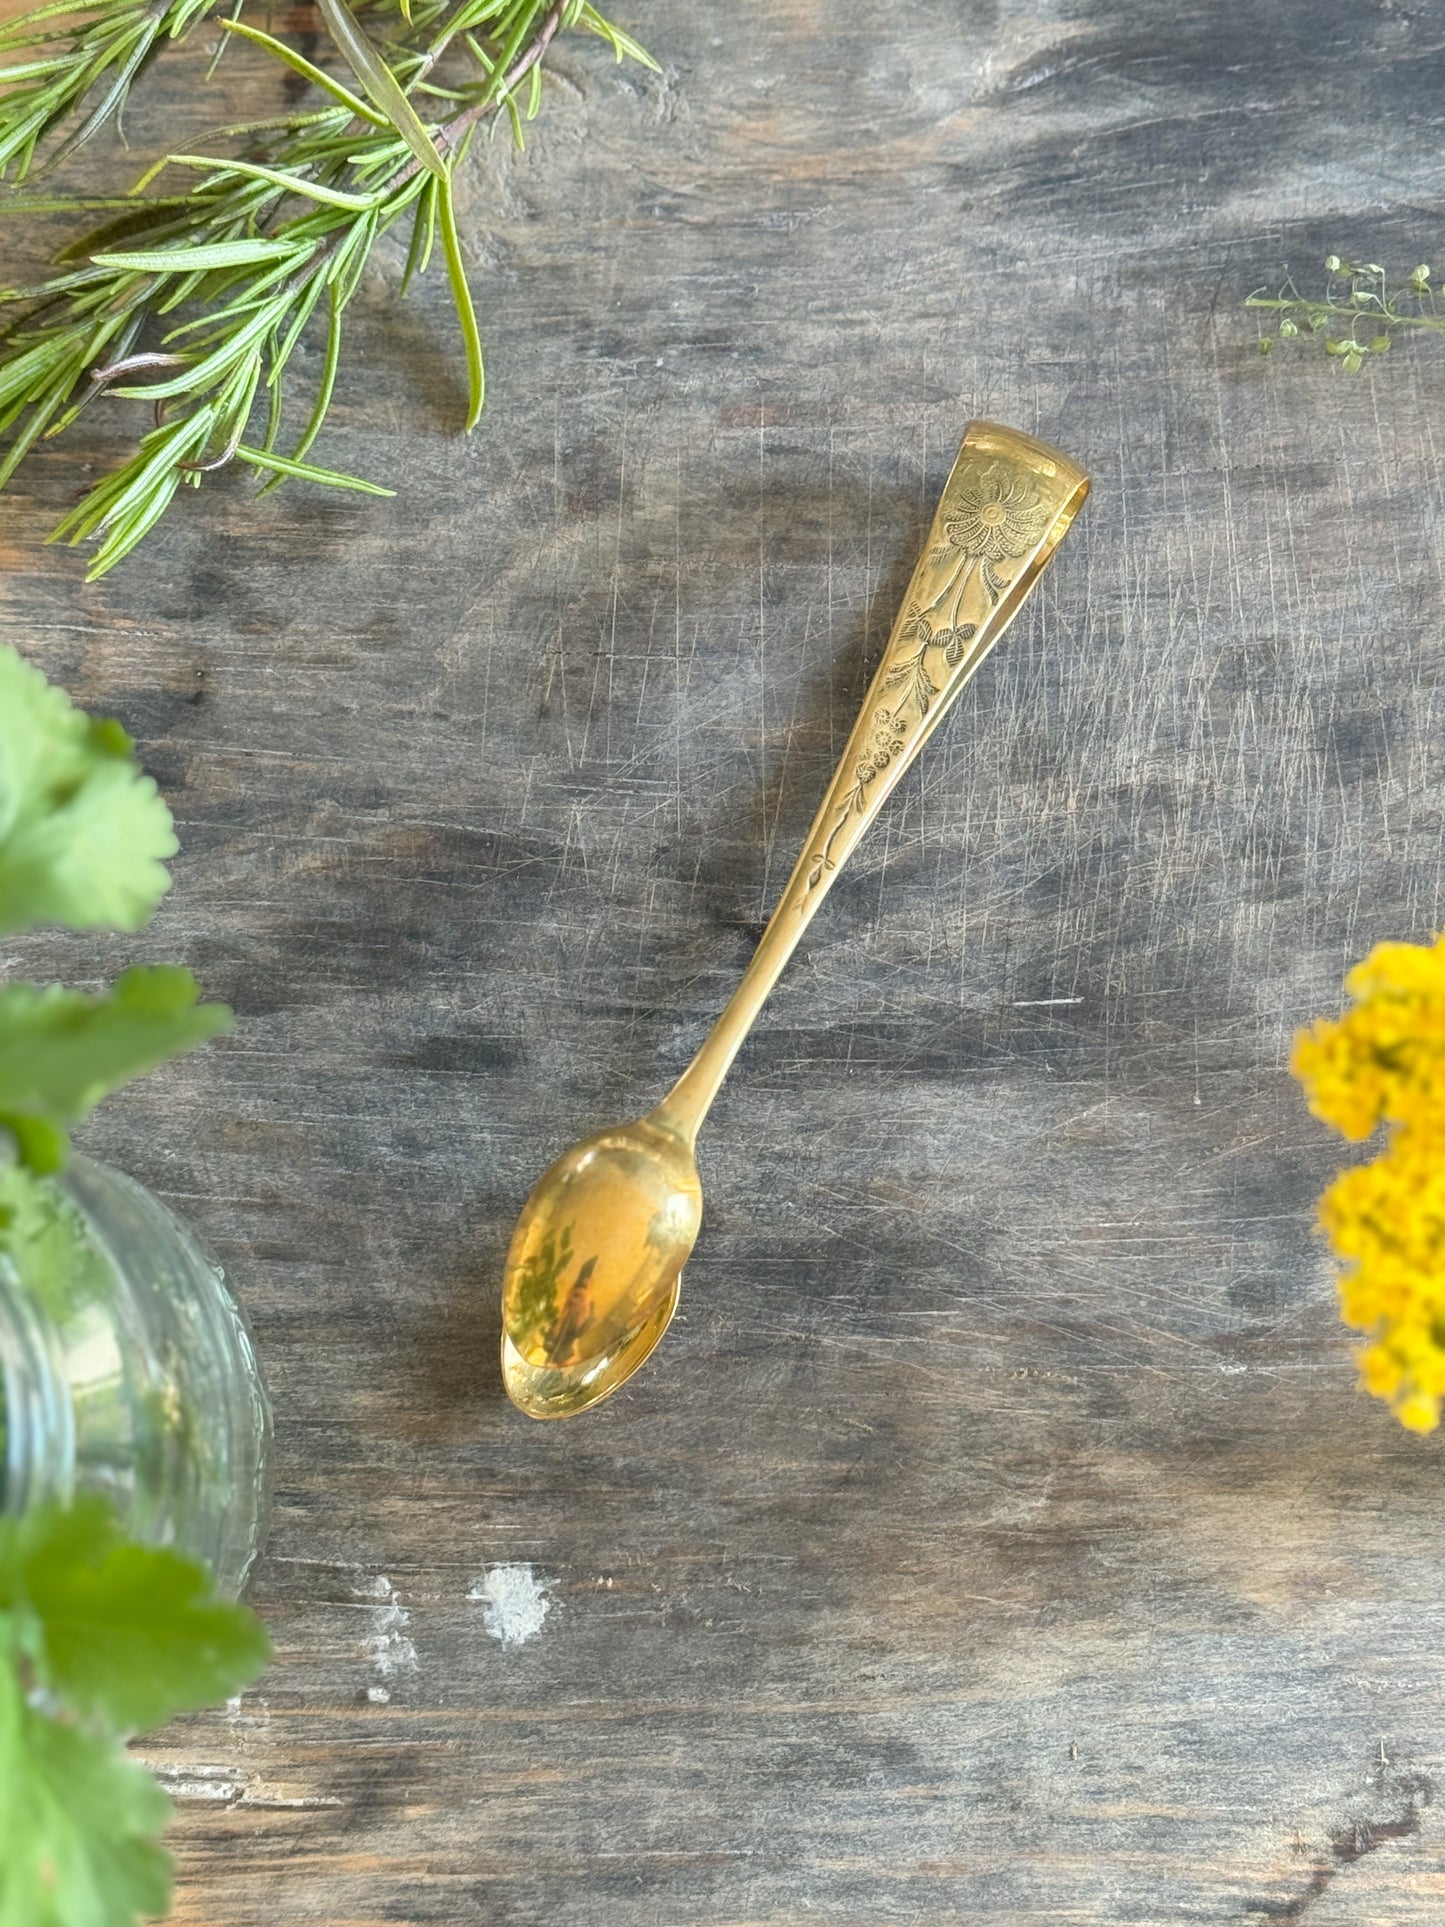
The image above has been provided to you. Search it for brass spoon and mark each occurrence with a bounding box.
[501,422,1089,1418]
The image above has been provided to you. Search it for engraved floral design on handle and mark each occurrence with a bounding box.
[802,456,1048,894]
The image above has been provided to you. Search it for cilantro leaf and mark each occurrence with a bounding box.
[0,645,177,935]
[0,968,232,1170]
[0,1164,112,1324]
[0,1498,270,1735]
[0,1664,174,1927]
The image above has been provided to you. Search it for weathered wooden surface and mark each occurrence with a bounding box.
[6,0,1445,1919]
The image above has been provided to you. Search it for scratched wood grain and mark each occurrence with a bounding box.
[6,0,1445,1920]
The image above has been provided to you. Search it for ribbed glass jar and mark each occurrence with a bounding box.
[0,1154,271,1598]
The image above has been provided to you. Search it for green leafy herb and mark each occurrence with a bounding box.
[0,0,657,576]
[0,967,232,1173]
[0,1496,272,1731]
[0,1499,270,1927]
[0,1668,174,1927]
[0,1161,110,1319]
[0,633,250,1927]
[0,645,176,934]
[1249,255,1443,371]
[0,642,229,1188]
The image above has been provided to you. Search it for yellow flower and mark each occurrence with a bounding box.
[1294,929,1445,1432]
[1397,1391,1440,1434]
[1292,932,1445,1141]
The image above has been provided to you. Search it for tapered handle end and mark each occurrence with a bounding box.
[787,420,1090,902]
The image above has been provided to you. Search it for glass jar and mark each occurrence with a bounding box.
[0,1154,272,1598]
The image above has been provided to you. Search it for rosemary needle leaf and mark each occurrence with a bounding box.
[314,0,447,181]
[0,0,229,181]
[111,304,278,398]
[0,194,193,214]
[0,56,73,84]
[231,443,396,492]
[91,238,304,270]
[267,289,343,482]
[399,171,438,294]
[437,168,484,429]
[578,1,659,70]
[483,0,547,106]
[164,152,386,211]
[218,18,389,127]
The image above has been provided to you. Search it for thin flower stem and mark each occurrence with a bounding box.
[946,557,977,634]
[924,551,968,614]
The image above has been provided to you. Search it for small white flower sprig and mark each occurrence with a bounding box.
[1248,255,1443,371]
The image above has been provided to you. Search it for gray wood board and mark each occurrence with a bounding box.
[4,0,1445,1919]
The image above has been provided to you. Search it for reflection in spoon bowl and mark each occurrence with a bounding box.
[500,1116,702,1418]
[500,1274,682,1418]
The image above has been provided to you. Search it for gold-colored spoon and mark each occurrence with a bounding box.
[501,421,1089,1418]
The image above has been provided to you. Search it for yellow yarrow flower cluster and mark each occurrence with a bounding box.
[1292,933,1445,1432]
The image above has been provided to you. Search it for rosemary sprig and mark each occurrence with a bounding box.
[0,0,227,181]
[1248,255,1442,371]
[0,0,655,576]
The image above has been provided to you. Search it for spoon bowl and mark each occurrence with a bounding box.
[500,1113,702,1417]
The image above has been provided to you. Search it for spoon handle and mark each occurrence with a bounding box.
[657,420,1089,1146]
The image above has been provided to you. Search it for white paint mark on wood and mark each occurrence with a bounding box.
[144,1763,343,1811]
[358,1575,418,1683]
[153,1766,244,1804]
[223,1691,268,1728]
[468,1563,553,1647]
